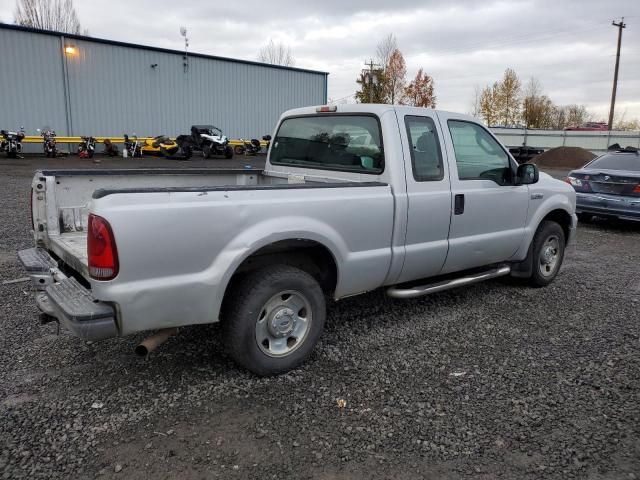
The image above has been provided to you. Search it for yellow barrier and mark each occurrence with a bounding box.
[22,136,268,147]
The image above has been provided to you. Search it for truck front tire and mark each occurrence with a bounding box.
[222,265,326,376]
[527,220,566,287]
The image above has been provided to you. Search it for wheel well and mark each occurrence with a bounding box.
[542,209,572,241]
[225,240,338,297]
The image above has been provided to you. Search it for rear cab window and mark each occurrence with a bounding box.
[270,115,384,173]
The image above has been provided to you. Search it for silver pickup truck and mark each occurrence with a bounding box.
[19,105,577,375]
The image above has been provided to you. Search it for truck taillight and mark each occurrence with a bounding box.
[88,214,119,280]
[633,184,640,194]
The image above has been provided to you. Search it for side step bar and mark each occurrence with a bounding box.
[386,265,511,299]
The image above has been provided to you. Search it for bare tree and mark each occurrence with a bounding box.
[376,33,398,69]
[469,85,482,117]
[14,0,85,35]
[258,39,295,67]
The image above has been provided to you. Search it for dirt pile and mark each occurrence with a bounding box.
[531,146,596,169]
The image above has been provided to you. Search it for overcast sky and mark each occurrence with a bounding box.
[1,0,638,120]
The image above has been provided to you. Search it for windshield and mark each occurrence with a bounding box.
[270,115,384,173]
[587,154,640,172]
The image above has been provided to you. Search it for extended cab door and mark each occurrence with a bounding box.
[437,114,529,273]
[395,111,452,283]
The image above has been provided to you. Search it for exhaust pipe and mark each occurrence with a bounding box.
[135,328,178,356]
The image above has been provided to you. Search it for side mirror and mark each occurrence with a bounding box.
[516,163,539,185]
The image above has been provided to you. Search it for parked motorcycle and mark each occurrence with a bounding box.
[176,125,233,159]
[0,126,26,158]
[77,136,96,158]
[234,135,271,155]
[123,134,142,157]
[140,135,180,157]
[37,127,58,157]
[103,139,119,157]
[234,138,261,156]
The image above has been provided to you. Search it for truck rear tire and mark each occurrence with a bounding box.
[527,220,566,287]
[222,265,326,376]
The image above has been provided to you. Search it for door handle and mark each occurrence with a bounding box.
[454,194,465,215]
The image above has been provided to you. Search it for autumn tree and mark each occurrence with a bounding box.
[14,0,85,34]
[479,82,501,126]
[496,68,521,126]
[385,49,407,104]
[404,68,436,108]
[355,69,387,103]
[258,39,295,66]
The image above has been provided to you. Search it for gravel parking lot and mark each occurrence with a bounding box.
[1,156,639,479]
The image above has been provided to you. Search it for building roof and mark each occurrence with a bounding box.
[0,23,328,76]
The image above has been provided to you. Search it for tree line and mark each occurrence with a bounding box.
[354,34,436,108]
[472,69,639,130]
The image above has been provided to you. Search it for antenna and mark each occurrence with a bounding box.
[180,26,189,73]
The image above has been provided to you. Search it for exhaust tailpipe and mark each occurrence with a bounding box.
[135,328,178,356]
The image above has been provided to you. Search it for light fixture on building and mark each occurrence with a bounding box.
[64,45,76,55]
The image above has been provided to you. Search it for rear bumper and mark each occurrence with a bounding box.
[576,193,640,221]
[17,248,119,341]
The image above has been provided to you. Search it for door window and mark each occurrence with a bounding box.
[404,116,444,181]
[448,120,512,185]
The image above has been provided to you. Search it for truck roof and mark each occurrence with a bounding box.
[280,104,479,123]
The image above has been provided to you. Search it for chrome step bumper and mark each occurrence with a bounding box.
[17,247,118,340]
[387,265,511,299]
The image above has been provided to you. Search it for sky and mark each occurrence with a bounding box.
[1,0,639,121]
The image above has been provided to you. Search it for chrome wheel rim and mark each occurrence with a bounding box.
[538,234,560,277]
[255,290,312,358]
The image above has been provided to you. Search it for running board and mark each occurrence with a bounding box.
[386,265,511,299]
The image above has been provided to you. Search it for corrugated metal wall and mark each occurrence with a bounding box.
[0,26,327,139]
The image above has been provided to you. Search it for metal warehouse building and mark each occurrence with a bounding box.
[0,24,328,139]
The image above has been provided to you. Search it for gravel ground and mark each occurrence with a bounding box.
[1,156,639,479]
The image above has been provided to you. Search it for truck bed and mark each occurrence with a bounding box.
[35,167,384,282]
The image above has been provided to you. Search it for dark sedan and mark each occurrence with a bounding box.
[566,147,640,222]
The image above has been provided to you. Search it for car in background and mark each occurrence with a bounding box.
[564,122,609,131]
[566,146,640,222]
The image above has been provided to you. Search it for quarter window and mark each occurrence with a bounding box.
[448,120,512,184]
[404,116,444,181]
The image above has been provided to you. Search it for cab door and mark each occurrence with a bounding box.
[437,114,529,274]
[396,112,452,283]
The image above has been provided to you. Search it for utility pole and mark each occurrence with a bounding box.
[363,59,380,103]
[608,18,626,130]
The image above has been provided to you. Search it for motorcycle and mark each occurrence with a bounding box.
[234,138,261,156]
[77,136,96,158]
[140,135,180,158]
[0,126,26,158]
[176,125,233,159]
[37,127,57,157]
[123,134,142,157]
[103,139,119,157]
[234,134,271,156]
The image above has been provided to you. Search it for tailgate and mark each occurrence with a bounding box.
[50,233,89,278]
